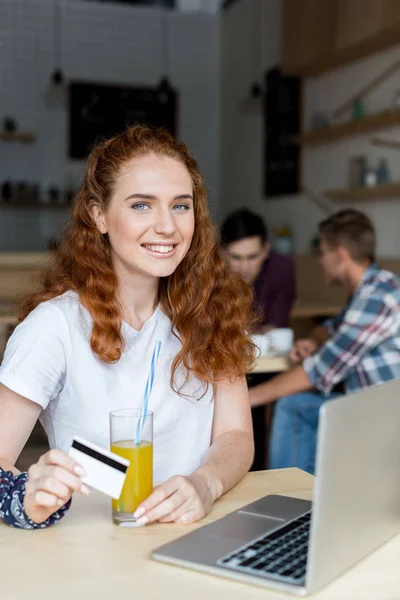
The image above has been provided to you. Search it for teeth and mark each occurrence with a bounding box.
[145,245,174,254]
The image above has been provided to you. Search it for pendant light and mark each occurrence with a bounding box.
[238,0,263,114]
[44,0,67,109]
[157,6,174,104]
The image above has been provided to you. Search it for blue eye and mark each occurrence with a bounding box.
[173,204,190,211]
[131,203,150,211]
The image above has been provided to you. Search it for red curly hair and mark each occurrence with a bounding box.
[19,126,256,391]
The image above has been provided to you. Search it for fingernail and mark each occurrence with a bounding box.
[74,465,86,477]
[57,499,64,507]
[135,515,149,526]
[134,507,145,518]
[80,484,90,495]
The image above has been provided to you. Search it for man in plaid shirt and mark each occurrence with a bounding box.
[249,210,400,474]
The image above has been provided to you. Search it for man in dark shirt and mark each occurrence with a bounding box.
[220,208,296,330]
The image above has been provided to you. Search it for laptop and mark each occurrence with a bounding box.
[152,378,400,595]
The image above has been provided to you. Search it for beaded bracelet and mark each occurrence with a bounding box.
[0,468,71,529]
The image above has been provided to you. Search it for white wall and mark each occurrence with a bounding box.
[0,0,219,250]
[221,0,400,257]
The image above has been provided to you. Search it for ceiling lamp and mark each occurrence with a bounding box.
[157,6,175,104]
[44,0,67,109]
[238,0,263,115]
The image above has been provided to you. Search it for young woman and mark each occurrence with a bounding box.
[0,126,255,529]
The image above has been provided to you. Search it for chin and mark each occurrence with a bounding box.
[154,267,178,278]
[147,262,181,278]
[326,276,340,286]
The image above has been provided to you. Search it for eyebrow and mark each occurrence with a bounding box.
[124,193,193,202]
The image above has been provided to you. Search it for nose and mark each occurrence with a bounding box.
[238,262,251,278]
[153,206,177,237]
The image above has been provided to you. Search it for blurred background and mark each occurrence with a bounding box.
[1,0,400,255]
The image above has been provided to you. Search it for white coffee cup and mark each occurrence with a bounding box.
[268,328,294,355]
[251,334,270,357]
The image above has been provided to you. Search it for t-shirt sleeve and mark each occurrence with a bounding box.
[0,303,67,409]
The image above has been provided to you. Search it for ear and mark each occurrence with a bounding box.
[91,204,108,234]
[337,245,350,263]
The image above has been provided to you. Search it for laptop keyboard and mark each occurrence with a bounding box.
[217,511,311,586]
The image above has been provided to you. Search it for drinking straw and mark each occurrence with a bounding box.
[135,340,162,445]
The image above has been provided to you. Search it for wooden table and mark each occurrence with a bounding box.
[1,468,400,600]
[249,354,290,374]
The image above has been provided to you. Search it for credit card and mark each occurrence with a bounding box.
[69,436,130,499]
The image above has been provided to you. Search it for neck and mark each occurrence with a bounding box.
[343,261,371,294]
[114,261,160,330]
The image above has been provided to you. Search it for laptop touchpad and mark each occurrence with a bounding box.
[207,511,284,545]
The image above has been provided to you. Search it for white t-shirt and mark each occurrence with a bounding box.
[0,291,214,483]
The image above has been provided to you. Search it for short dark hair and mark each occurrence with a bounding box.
[319,209,376,263]
[220,208,268,246]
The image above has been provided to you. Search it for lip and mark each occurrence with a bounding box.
[141,243,178,259]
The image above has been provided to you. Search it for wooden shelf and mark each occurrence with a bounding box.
[296,107,400,146]
[324,183,400,201]
[0,252,51,270]
[0,131,36,143]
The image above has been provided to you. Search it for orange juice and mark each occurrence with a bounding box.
[111,440,153,514]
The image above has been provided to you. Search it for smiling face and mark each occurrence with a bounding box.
[92,153,195,283]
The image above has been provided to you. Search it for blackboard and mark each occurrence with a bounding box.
[263,67,301,197]
[68,81,177,160]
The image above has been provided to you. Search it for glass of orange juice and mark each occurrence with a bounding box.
[110,409,153,526]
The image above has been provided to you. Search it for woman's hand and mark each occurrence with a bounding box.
[24,448,89,524]
[133,472,216,526]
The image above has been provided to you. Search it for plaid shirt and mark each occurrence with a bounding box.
[303,264,400,395]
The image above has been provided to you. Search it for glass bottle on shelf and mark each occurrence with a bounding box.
[376,158,390,185]
[273,225,293,255]
[365,168,377,187]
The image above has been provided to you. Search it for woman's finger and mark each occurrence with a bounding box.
[157,499,192,523]
[39,448,86,477]
[38,477,71,501]
[33,490,60,508]
[136,489,185,525]
[45,466,88,494]
[134,476,185,519]
[176,509,199,525]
